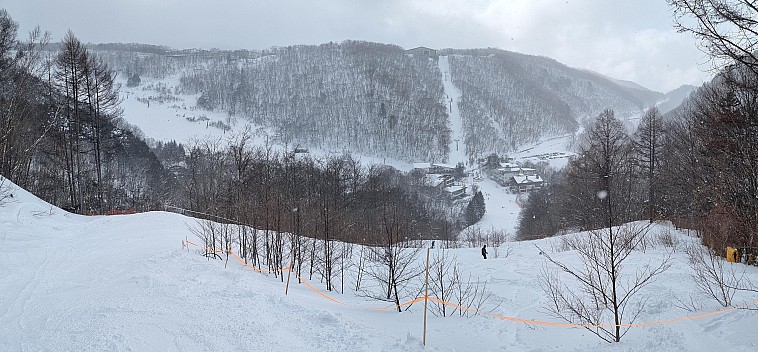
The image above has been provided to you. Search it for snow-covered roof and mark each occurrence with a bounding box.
[512,175,544,184]
[498,167,536,175]
[500,162,518,168]
[444,185,466,193]
[423,174,445,187]
[413,162,432,169]
[432,163,456,169]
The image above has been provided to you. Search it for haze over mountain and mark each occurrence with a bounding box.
[91,41,693,163]
[4,0,710,93]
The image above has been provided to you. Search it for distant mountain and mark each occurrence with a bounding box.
[94,42,676,161]
[656,84,699,115]
[581,69,665,106]
[611,78,654,91]
[445,49,661,156]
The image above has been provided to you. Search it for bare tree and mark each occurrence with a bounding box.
[428,249,458,317]
[81,54,122,213]
[0,11,52,184]
[539,110,669,343]
[561,109,640,231]
[669,0,758,75]
[449,265,493,318]
[190,219,223,260]
[539,223,671,343]
[362,203,423,311]
[633,107,666,223]
[686,243,757,307]
[55,30,89,211]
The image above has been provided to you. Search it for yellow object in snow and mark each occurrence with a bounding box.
[726,246,739,263]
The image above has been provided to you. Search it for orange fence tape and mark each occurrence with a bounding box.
[228,249,292,274]
[184,239,427,311]
[182,239,758,329]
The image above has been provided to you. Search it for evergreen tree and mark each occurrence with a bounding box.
[465,191,486,225]
[126,72,141,87]
[517,184,559,240]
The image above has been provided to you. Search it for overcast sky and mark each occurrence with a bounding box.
[4,0,711,92]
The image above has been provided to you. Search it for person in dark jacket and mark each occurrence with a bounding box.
[482,244,487,259]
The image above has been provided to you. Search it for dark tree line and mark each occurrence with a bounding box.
[177,41,450,163]
[518,64,758,259]
[519,0,758,256]
[177,133,456,245]
[176,131,459,294]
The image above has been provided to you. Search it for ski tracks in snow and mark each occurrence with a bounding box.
[1,204,380,351]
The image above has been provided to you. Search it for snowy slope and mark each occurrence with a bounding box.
[119,77,256,144]
[513,134,576,170]
[439,56,466,166]
[2,178,757,351]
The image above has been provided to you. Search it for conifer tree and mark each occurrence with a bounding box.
[465,191,485,225]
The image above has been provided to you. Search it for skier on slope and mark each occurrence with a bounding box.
[481,244,487,259]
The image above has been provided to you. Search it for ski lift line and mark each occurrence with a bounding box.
[181,240,758,329]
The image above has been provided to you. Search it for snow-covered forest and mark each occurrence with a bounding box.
[447,49,660,157]
[91,41,667,163]
[2,1,758,350]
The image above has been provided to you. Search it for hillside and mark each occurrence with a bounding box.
[93,42,668,163]
[447,49,661,156]
[2,178,757,351]
[656,84,699,115]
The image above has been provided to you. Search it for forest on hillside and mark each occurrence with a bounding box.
[447,49,660,159]
[0,11,461,249]
[517,62,758,265]
[182,41,450,163]
[97,41,451,163]
[0,14,173,214]
[94,42,662,163]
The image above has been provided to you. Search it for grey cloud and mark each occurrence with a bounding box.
[3,0,710,91]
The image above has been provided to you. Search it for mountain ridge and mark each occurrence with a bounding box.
[90,40,691,161]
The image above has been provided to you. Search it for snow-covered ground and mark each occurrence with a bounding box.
[119,75,422,173]
[119,76,255,144]
[118,72,525,236]
[473,179,521,236]
[512,134,576,170]
[438,56,466,166]
[2,178,757,351]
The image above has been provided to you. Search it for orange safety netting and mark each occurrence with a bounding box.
[182,240,757,329]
